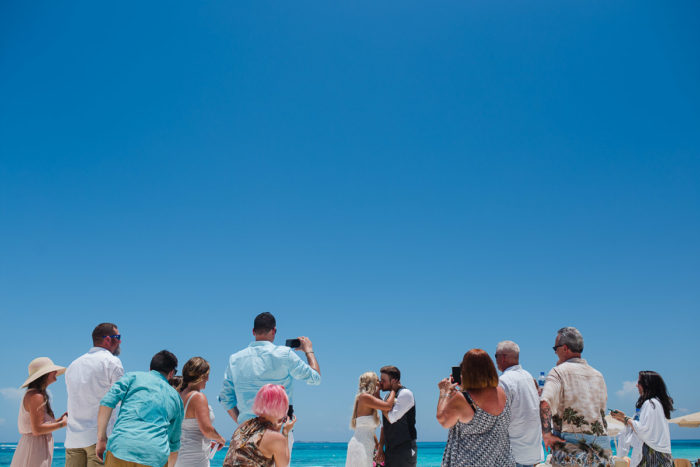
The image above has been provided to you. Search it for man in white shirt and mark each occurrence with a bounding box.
[495,340,544,467]
[376,365,417,467]
[65,323,124,467]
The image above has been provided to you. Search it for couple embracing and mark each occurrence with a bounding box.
[345,366,417,467]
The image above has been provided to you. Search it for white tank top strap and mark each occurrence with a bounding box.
[183,390,199,414]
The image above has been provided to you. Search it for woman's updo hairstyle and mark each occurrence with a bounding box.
[351,372,380,429]
[358,371,378,395]
[180,357,210,393]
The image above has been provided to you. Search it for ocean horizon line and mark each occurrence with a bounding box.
[3,439,700,445]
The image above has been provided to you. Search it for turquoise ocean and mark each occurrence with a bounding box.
[2,441,700,466]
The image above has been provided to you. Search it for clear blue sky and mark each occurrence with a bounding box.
[1,0,699,443]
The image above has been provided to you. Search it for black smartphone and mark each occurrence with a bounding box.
[287,404,294,418]
[285,338,301,348]
[451,366,462,385]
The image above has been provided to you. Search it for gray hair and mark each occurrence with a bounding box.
[557,327,584,353]
[496,340,520,357]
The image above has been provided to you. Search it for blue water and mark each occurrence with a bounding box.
[1,441,699,466]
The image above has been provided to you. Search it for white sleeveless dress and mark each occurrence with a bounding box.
[345,415,379,467]
[174,392,215,467]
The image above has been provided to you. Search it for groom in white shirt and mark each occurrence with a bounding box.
[376,365,417,467]
[65,323,124,467]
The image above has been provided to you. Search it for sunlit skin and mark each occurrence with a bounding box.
[25,370,67,436]
[180,371,226,448]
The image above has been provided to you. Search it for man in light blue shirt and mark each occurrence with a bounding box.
[96,350,184,467]
[219,312,321,446]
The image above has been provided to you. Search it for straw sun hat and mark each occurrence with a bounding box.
[20,357,66,388]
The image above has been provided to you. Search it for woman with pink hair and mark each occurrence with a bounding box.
[223,384,296,467]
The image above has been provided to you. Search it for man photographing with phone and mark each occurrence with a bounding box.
[219,312,321,451]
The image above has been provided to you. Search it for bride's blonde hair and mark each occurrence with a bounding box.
[350,371,380,429]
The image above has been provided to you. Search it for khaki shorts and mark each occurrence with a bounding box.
[65,444,104,467]
[104,451,152,467]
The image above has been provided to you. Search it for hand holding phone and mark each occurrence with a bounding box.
[451,366,462,385]
[285,338,301,349]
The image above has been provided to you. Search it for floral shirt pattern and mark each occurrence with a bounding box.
[222,417,275,467]
[541,358,608,435]
[541,358,612,466]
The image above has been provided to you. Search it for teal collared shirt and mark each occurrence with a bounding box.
[100,370,184,467]
[219,340,321,423]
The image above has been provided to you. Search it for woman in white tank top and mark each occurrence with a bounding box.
[175,357,226,467]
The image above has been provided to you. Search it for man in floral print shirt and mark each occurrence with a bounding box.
[539,327,613,467]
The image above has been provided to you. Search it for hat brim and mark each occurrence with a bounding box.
[20,365,66,388]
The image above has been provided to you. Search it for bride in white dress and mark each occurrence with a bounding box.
[345,372,396,467]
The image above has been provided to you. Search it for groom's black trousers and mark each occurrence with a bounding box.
[385,440,417,467]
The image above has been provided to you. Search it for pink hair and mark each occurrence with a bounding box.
[252,384,289,420]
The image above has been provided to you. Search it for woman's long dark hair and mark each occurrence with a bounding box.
[636,371,674,419]
[26,373,54,418]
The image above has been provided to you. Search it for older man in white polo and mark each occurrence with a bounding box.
[495,340,544,467]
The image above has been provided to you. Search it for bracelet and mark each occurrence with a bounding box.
[439,393,450,399]
[624,416,631,424]
[305,351,314,355]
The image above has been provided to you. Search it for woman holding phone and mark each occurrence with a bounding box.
[345,372,396,467]
[612,371,674,467]
[223,384,296,467]
[437,349,514,467]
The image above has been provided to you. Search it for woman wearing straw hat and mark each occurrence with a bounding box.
[11,357,68,467]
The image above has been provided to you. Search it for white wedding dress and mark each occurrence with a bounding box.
[345,415,379,467]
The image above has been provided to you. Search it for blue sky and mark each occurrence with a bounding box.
[1,0,699,443]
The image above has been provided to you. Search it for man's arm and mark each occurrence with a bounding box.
[540,400,564,449]
[167,395,183,458]
[96,405,113,461]
[227,407,240,424]
[167,452,178,467]
[299,336,320,375]
[289,338,321,385]
[219,358,239,419]
[539,369,564,449]
[385,389,414,424]
[96,372,131,461]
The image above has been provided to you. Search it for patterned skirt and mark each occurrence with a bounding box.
[638,443,673,467]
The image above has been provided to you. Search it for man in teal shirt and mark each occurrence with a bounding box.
[219,313,321,447]
[96,350,184,467]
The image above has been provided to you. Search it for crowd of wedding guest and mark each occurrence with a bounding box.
[10,316,675,467]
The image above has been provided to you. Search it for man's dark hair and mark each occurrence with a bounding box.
[150,350,178,375]
[92,323,117,346]
[380,365,401,381]
[253,312,276,333]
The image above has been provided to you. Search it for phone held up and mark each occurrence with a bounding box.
[285,338,301,349]
[451,366,462,385]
